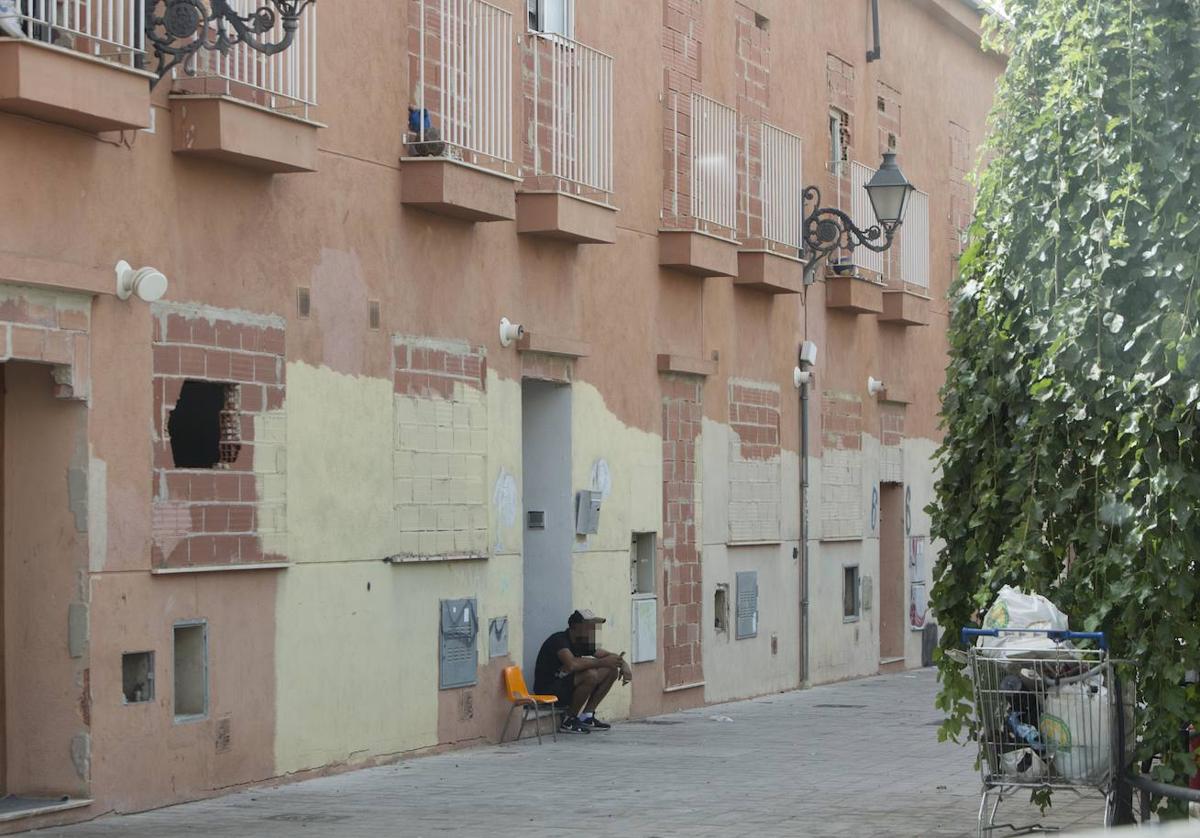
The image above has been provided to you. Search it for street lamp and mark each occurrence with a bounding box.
[143,0,317,87]
[801,151,915,285]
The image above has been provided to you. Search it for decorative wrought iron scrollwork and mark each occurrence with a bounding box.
[143,0,315,86]
[801,185,895,262]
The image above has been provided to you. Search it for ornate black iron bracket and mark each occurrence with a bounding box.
[142,0,315,87]
[801,185,897,284]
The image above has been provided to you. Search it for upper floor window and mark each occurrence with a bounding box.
[528,0,574,38]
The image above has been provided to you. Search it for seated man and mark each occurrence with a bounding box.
[533,609,632,734]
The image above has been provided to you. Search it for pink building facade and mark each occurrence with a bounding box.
[0,0,1001,828]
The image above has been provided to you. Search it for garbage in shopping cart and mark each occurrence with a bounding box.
[959,589,1132,834]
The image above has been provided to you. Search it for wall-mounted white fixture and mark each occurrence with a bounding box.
[799,340,818,368]
[867,376,886,397]
[499,317,525,347]
[793,367,811,388]
[115,261,168,303]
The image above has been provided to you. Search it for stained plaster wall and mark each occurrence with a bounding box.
[700,417,801,704]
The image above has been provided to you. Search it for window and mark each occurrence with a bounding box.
[528,0,574,38]
[167,380,241,469]
[174,622,208,720]
[843,566,861,620]
[630,532,656,595]
[122,652,154,704]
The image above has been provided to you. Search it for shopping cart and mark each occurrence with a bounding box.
[960,627,1131,836]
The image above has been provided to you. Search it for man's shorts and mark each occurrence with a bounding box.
[537,673,574,708]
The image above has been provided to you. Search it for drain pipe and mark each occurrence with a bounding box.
[795,342,817,685]
[800,377,810,684]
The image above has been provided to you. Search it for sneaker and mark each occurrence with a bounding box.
[559,715,591,734]
[580,715,612,731]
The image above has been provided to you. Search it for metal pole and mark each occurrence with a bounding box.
[801,369,811,681]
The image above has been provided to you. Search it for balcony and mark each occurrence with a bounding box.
[735,122,804,294]
[169,1,320,173]
[0,1,152,132]
[659,93,740,277]
[401,0,517,222]
[516,31,616,244]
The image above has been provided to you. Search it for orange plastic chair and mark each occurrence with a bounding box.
[501,665,560,744]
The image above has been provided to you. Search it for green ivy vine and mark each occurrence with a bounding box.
[930,0,1200,806]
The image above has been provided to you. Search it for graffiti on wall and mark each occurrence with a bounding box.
[908,535,927,630]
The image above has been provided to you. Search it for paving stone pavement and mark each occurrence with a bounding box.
[35,669,1108,838]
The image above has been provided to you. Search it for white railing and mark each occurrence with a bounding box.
[1,0,144,65]
[173,1,318,119]
[900,189,930,288]
[411,0,513,166]
[690,93,737,231]
[761,123,803,251]
[850,161,885,277]
[529,31,613,196]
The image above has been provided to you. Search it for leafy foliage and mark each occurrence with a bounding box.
[931,0,1200,795]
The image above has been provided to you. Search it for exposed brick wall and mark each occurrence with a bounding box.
[151,305,287,570]
[826,53,855,212]
[734,3,770,242]
[948,120,974,258]
[820,391,863,540]
[393,338,488,559]
[728,381,781,543]
[876,81,902,156]
[880,403,906,484]
[0,283,90,401]
[661,0,704,226]
[661,374,703,689]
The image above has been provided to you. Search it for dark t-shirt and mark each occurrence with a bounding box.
[533,630,586,693]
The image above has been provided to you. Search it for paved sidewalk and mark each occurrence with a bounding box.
[35,669,1106,837]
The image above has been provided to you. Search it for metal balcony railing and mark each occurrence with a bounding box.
[899,189,930,288]
[410,0,513,168]
[0,0,144,65]
[172,0,318,119]
[527,31,613,197]
[665,92,736,233]
[850,161,885,277]
[760,123,803,252]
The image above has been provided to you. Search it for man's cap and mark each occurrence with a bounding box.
[568,609,606,625]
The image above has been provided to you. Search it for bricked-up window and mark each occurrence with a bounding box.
[167,381,241,469]
[843,566,861,620]
[829,109,850,172]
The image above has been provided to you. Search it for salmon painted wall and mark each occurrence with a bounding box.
[0,0,1001,825]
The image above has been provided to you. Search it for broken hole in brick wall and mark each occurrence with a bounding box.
[167,380,242,469]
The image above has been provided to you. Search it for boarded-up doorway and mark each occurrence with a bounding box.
[879,482,906,669]
[521,380,573,670]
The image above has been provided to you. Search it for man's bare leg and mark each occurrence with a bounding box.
[569,670,600,718]
[583,668,619,714]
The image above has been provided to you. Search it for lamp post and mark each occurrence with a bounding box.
[801,151,915,285]
[143,0,316,87]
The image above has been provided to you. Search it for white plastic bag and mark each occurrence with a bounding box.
[1001,747,1048,781]
[1039,677,1111,784]
[979,585,1072,659]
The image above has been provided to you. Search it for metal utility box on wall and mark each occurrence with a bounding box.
[631,596,657,663]
[735,571,758,639]
[439,598,479,689]
[575,490,602,535]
